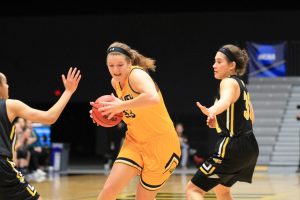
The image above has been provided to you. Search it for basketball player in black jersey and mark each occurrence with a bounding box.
[0,67,81,200]
[185,44,259,200]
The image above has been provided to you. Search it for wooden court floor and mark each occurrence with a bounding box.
[31,169,300,200]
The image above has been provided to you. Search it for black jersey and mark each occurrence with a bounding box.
[191,75,259,192]
[0,99,40,200]
[0,99,15,159]
[215,75,253,137]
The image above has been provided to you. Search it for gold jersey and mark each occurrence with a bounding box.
[115,66,177,142]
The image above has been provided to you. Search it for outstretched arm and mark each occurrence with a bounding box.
[208,78,239,116]
[7,67,81,124]
[196,78,239,129]
[197,78,239,117]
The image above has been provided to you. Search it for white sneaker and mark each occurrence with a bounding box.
[34,175,46,183]
[36,169,47,176]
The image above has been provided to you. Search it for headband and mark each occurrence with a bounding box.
[218,47,240,66]
[107,47,131,59]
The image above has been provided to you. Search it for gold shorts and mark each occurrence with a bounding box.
[115,133,181,191]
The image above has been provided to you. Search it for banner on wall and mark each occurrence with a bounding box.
[246,41,287,77]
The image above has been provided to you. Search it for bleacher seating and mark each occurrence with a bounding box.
[248,77,300,171]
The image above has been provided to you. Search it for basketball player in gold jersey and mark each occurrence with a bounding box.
[0,67,81,200]
[90,41,181,200]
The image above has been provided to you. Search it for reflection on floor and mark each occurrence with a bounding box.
[30,166,300,200]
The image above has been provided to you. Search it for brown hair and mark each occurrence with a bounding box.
[222,44,249,76]
[107,41,156,72]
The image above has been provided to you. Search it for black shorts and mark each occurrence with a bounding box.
[0,156,40,200]
[191,132,259,192]
[17,148,29,159]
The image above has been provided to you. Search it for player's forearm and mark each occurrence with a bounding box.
[121,93,159,110]
[46,90,73,124]
[209,98,231,116]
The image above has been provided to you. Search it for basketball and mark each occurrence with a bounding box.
[91,95,123,127]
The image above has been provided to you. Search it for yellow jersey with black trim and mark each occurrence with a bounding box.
[115,66,177,142]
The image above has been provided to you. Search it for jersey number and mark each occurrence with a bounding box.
[123,110,136,118]
[243,91,251,120]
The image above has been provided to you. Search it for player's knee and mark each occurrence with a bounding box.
[38,196,43,200]
[214,186,231,197]
[185,181,205,198]
[101,183,117,195]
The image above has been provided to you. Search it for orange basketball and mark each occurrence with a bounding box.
[91,95,123,127]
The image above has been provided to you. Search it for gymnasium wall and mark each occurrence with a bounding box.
[1,10,300,159]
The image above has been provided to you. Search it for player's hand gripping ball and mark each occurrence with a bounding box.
[91,95,123,127]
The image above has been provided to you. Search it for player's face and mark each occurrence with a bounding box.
[0,74,9,99]
[106,54,131,83]
[213,52,232,79]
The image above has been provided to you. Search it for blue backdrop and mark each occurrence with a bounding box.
[246,41,287,77]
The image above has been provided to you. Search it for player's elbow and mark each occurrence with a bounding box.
[150,93,160,105]
[222,100,232,111]
[44,115,58,125]
[250,114,255,125]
